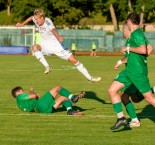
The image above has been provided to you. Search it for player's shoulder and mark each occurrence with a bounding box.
[45,17,53,26]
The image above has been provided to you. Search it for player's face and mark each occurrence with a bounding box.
[123,27,131,39]
[16,89,24,97]
[127,20,132,31]
[34,15,45,26]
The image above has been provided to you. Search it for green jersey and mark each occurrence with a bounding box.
[16,94,37,112]
[126,28,148,76]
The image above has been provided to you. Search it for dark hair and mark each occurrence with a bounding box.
[127,13,140,25]
[11,86,23,98]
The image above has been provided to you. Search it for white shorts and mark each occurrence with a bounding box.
[40,40,72,60]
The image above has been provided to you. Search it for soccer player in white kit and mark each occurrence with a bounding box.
[16,9,101,82]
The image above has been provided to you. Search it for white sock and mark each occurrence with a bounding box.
[34,50,49,67]
[131,118,139,123]
[75,61,91,80]
[67,107,72,111]
[117,112,124,118]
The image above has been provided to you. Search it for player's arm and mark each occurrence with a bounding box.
[147,44,153,55]
[52,28,64,42]
[29,88,39,99]
[121,44,147,55]
[16,16,33,27]
[114,57,127,70]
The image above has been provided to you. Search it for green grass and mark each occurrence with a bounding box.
[0,55,155,145]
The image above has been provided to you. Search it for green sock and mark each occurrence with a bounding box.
[125,101,137,119]
[59,88,73,100]
[62,100,72,111]
[113,102,123,113]
[113,102,124,118]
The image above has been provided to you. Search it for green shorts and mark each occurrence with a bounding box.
[114,69,151,94]
[124,84,138,95]
[124,84,144,103]
[36,92,56,113]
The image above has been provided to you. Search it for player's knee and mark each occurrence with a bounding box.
[68,55,78,64]
[32,44,40,51]
[108,87,117,97]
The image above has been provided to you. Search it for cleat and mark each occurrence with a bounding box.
[72,91,85,104]
[90,77,101,82]
[111,117,128,130]
[67,109,84,115]
[128,120,141,127]
[44,66,51,74]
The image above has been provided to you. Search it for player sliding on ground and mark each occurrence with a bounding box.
[16,8,101,82]
[11,85,85,115]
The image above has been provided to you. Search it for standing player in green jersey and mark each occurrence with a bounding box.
[11,85,85,115]
[108,13,155,130]
[114,22,154,128]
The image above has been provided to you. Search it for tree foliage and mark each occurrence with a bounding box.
[0,0,155,26]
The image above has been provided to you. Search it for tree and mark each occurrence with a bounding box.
[0,0,12,16]
[49,0,99,25]
[134,0,155,22]
[7,0,12,16]
[12,0,49,21]
[109,3,118,30]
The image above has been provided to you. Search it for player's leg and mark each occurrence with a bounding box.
[68,54,101,82]
[143,91,155,107]
[121,92,141,127]
[54,43,101,82]
[49,86,84,103]
[94,50,96,56]
[132,75,155,107]
[90,50,93,56]
[53,96,68,109]
[108,70,132,130]
[108,80,128,130]
[32,44,51,74]
[54,97,84,115]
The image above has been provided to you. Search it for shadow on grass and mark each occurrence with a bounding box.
[137,104,155,123]
[52,105,94,114]
[84,91,111,104]
[112,127,132,132]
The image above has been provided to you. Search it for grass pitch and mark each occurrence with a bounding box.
[0,54,155,145]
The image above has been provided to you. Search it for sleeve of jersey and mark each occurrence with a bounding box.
[18,94,29,100]
[45,18,55,30]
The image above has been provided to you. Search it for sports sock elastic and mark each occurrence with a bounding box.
[62,100,72,111]
[75,61,91,80]
[113,102,124,118]
[125,101,137,119]
[33,50,49,67]
[131,118,139,123]
[59,87,74,100]
[151,86,155,94]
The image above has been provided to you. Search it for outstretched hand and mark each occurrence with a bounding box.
[29,87,40,99]
[16,23,24,27]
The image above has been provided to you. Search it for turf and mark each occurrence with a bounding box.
[0,54,155,145]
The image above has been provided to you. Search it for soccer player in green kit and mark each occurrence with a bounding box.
[108,13,155,130]
[114,22,154,128]
[11,85,85,115]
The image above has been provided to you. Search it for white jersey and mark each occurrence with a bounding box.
[32,17,72,59]
[32,17,56,41]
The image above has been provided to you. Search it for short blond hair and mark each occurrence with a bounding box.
[34,9,45,18]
